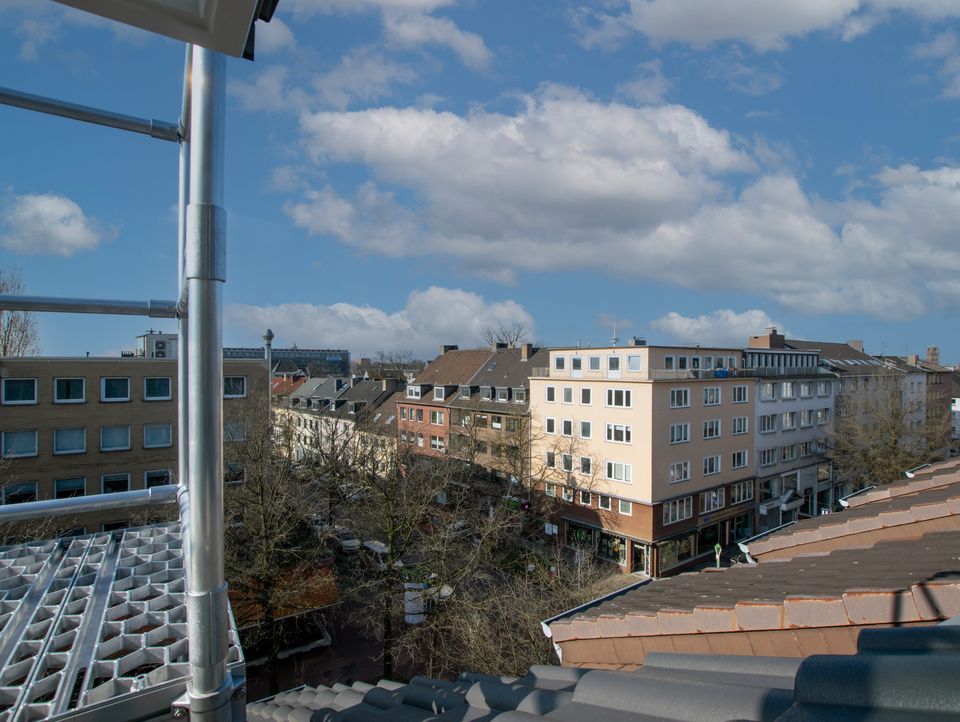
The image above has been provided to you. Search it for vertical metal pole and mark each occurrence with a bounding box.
[178,45,192,492]
[263,329,274,414]
[185,46,232,722]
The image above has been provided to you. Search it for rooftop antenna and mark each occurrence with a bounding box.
[610,320,620,347]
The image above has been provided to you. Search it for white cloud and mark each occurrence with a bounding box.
[651,309,785,346]
[313,48,419,109]
[285,0,455,15]
[706,53,782,95]
[1,193,108,256]
[571,1,960,53]
[616,60,671,104]
[383,12,492,70]
[256,17,296,54]
[914,31,960,98]
[225,287,534,359]
[228,66,301,113]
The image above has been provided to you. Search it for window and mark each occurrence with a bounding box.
[670,388,689,408]
[606,388,632,407]
[224,419,246,442]
[546,386,556,402]
[669,460,690,484]
[799,441,812,457]
[700,488,725,513]
[606,461,632,482]
[781,381,795,399]
[627,355,642,372]
[144,423,173,448]
[416,409,424,422]
[733,416,749,435]
[144,377,172,401]
[608,356,620,372]
[496,387,509,402]
[619,499,633,515]
[225,463,245,483]
[703,387,721,406]
[588,356,601,371]
[562,486,574,502]
[2,378,37,405]
[703,455,721,476]
[760,382,776,401]
[100,425,131,452]
[416,433,424,447]
[663,497,693,525]
[562,387,573,404]
[491,415,503,430]
[598,495,612,511]
[732,450,748,469]
[760,414,777,433]
[703,419,721,439]
[145,470,172,488]
[571,357,582,371]
[817,380,830,396]
[561,419,573,436]
[664,355,675,370]
[223,375,247,398]
[545,483,556,497]
[800,409,813,427]
[430,435,445,451]
[799,381,812,398]
[99,377,130,402]
[430,410,444,425]
[474,414,487,428]
[545,451,556,468]
[433,387,445,401]
[670,422,689,444]
[781,412,797,430]
[4,482,37,505]
[53,428,85,455]
[545,418,556,434]
[817,408,829,425]
[400,407,408,420]
[459,385,470,399]
[561,454,573,472]
[2,431,37,458]
[481,386,492,400]
[54,378,85,403]
[677,356,689,370]
[406,385,421,399]
[579,456,592,475]
[759,448,777,466]
[580,388,591,405]
[730,480,754,505]
[55,477,86,499]
[605,423,632,443]
[732,385,748,403]
[102,473,131,494]
[579,421,592,439]
[579,489,591,505]
[514,387,526,403]
[555,356,565,371]
[781,444,797,462]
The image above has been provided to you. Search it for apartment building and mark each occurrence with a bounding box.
[0,355,266,533]
[745,331,836,531]
[397,346,492,458]
[529,342,757,577]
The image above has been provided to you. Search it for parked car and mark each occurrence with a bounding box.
[331,527,361,554]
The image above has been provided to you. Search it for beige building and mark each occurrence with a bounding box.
[0,355,266,533]
[529,342,757,577]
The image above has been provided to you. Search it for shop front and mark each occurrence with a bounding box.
[562,518,650,575]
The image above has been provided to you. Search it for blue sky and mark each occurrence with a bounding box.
[2,0,960,362]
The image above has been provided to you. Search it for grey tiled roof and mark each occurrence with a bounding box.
[247,624,960,721]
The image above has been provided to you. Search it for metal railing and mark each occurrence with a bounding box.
[0,44,235,722]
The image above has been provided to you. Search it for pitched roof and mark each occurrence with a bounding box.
[413,349,493,387]
[247,623,960,721]
[786,339,891,376]
[466,346,550,388]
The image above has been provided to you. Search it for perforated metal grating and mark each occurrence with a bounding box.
[0,523,243,722]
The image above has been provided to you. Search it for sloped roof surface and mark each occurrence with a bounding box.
[248,624,960,721]
[413,350,493,388]
[785,339,891,376]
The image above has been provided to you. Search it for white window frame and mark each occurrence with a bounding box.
[3,481,38,505]
[54,378,85,404]
[562,387,573,404]
[781,444,797,462]
[670,422,689,444]
[579,420,592,439]
[670,388,689,408]
[2,430,38,458]
[53,428,86,455]
[618,499,633,515]
[799,381,812,398]
[605,461,632,483]
[703,386,721,406]
[430,410,444,425]
[781,381,795,399]
[732,385,748,404]
[579,489,591,505]
[496,387,509,402]
[1,378,37,405]
[703,419,721,439]
[554,356,566,371]
[546,385,556,402]
[627,355,642,372]
[703,455,721,476]
[732,449,748,470]
[608,356,621,372]
[54,477,86,499]
[733,416,749,435]
[760,382,776,401]
[562,486,574,502]
[588,356,601,371]
[700,488,725,514]
[730,480,754,504]
[663,497,693,525]
[606,388,632,408]
[406,385,421,399]
[605,423,632,444]
[433,387,445,401]
[598,495,612,511]
[561,454,574,472]
[561,419,574,437]
[545,483,556,497]
[760,414,777,433]
[143,423,173,449]
[544,417,556,435]
[579,456,592,475]
[545,451,556,468]
[145,469,173,488]
[100,425,131,452]
[580,387,591,405]
[101,473,131,494]
[144,377,172,401]
[669,460,690,484]
[782,411,797,430]
[759,448,777,466]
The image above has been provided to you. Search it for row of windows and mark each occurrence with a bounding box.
[407,385,528,403]
[2,425,174,457]
[663,481,755,526]
[1,470,174,505]
[663,354,739,371]
[670,418,750,444]
[759,409,830,432]
[759,380,832,401]
[0,376,247,405]
[459,413,518,431]
[554,355,643,373]
[545,483,633,515]
[758,440,824,465]
[668,450,749,483]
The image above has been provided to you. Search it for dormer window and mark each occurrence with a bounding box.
[481,386,492,400]
[406,385,421,399]
[514,387,527,403]
[496,387,509,402]
[434,387,445,401]
[459,385,470,399]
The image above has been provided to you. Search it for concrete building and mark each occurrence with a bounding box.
[528,342,756,577]
[0,355,266,533]
[224,345,350,377]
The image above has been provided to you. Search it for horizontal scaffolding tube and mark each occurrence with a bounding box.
[0,484,179,524]
[0,295,178,318]
[0,86,180,142]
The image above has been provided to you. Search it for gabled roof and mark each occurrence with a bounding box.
[466,346,550,388]
[248,623,960,721]
[289,376,351,400]
[323,380,401,422]
[785,339,890,376]
[413,349,493,388]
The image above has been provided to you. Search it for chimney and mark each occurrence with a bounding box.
[440,344,459,355]
[927,346,940,364]
[520,343,533,361]
[628,337,646,347]
[747,327,785,349]
[847,340,864,353]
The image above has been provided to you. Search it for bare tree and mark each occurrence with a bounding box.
[478,322,528,348]
[0,267,40,356]
[373,349,421,380]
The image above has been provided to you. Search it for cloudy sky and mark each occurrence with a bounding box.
[2,1,960,361]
